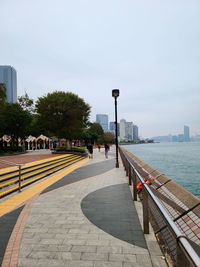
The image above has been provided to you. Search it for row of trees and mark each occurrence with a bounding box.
[0,88,114,151]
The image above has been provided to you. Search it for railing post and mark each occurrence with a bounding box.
[126,159,128,176]
[143,188,149,234]
[176,242,188,267]
[18,165,22,192]
[128,164,132,185]
[132,171,137,201]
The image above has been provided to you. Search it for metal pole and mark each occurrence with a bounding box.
[18,165,22,192]
[115,97,119,168]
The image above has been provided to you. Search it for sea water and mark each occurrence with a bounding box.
[124,142,200,198]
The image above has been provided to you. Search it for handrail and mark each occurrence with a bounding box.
[0,159,24,192]
[119,147,200,267]
[0,159,23,167]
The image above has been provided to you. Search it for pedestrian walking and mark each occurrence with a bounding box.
[87,143,93,158]
[104,143,109,159]
[97,144,101,152]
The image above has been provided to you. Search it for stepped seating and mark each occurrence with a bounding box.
[0,154,84,199]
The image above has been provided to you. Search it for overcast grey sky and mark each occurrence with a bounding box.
[1,0,200,138]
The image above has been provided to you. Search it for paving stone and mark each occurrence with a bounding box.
[86,240,110,246]
[71,245,97,253]
[63,239,86,246]
[61,252,81,260]
[109,253,137,263]
[68,228,90,234]
[36,259,65,267]
[147,241,163,256]
[18,258,39,267]
[81,252,109,261]
[150,256,167,267]
[122,246,149,255]
[47,245,72,252]
[40,238,64,245]
[63,260,94,267]
[94,261,123,267]
[136,254,153,266]
[97,246,123,254]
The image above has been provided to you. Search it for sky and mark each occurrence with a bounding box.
[1,0,200,138]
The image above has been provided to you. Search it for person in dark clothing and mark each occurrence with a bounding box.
[87,143,93,158]
[104,143,109,158]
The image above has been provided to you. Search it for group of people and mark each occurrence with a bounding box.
[87,143,110,159]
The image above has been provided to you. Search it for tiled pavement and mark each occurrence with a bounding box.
[1,147,167,267]
[0,149,58,169]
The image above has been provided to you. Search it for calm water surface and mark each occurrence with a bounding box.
[124,142,200,197]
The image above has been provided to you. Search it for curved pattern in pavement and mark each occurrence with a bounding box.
[81,184,147,248]
[42,159,115,194]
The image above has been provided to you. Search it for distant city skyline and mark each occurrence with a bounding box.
[152,125,192,142]
[1,1,200,138]
[95,113,139,142]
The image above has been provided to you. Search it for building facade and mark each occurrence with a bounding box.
[96,114,108,132]
[119,119,139,142]
[0,65,17,103]
[126,122,133,141]
[119,119,126,141]
[133,124,139,141]
[184,125,190,142]
[109,121,120,136]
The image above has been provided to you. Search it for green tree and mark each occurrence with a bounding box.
[102,132,115,144]
[83,123,104,144]
[18,92,35,113]
[0,103,32,148]
[0,83,6,105]
[27,114,44,137]
[36,91,91,142]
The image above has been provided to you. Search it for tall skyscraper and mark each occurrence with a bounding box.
[0,66,17,103]
[109,122,120,136]
[96,114,108,132]
[120,119,126,141]
[184,125,190,142]
[119,119,139,142]
[126,122,133,141]
[133,124,139,141]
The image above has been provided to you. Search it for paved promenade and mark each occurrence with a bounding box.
[0,147,167,267]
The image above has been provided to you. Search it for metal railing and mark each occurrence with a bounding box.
[0,159,24,192]
[119,147,200,267]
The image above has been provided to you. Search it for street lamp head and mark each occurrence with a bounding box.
[112,89,120,98]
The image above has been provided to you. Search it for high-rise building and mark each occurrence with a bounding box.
[126,122,133,141]
[119,119,139,142]
[184,125,190,142]
[133,124,139,141]
[120,119,126,141]
[109,122,120,136]
[96,114,108,132]
[0,66,17,103]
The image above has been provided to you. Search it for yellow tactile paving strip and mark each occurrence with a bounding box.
[0,154,73,175]
[0,157,89,217]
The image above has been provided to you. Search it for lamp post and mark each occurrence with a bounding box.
[112,89,120,168]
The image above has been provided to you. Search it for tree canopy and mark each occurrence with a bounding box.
[0,103,32,147]
[18,92,35,113]
[82,123,104,144]
[0,83,6,105]
[35,91,91,139]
